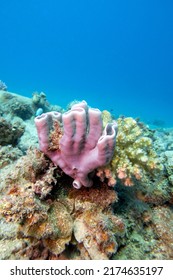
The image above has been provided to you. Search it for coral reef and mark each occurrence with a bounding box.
[0,146,23,169]
[0,117,25,145]
[32,91,63,116]
[164,151,173,185]
[0,90,173,260]
[0,149,124,260]
[0,90,62,122]
[32,91,48,108]
[0,90,63,164]
[35,101,118,188]
[150,206,173,259]
[0,90,35,120]
[32,91,50,115]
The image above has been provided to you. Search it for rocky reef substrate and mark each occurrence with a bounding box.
[0,90,173,260]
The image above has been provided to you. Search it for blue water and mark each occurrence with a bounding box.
[0,0,173,126]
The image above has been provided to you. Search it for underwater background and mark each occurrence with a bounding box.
[1,0,173,261]
[0,0,173,126]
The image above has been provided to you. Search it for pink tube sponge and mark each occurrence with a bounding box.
[35,101,118,189]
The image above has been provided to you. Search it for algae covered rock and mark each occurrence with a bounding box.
[0,90,35,120]
[0,117,25,145]
[0,147,122,260]
[74,209,124,260]
[164,151,173,185]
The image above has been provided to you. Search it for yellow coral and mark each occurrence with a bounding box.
[97,116,163,186]
[101,110,113,128]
